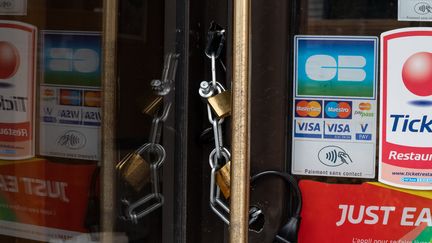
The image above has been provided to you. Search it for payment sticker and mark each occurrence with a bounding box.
[292,36,378,179]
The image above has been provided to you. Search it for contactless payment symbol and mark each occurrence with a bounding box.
[380,27,432,190]
[294,36,378,98]
[318,145,353,167]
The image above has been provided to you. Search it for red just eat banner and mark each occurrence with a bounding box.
[0,158,97,241]
[298,180,432,243]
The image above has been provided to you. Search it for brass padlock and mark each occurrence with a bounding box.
[216,161,231,199]
[117,152,151,191]
[137,94,163,116]
[208,90,231,118]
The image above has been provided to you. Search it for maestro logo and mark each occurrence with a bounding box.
[0,41,20,87]
[324,101,352,119]
[295,100,322,118]
[402,52,432,105]
[60,89,82,106]
[295,36,377,98]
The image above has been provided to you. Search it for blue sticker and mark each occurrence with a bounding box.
[42,31,102,87]
[294,36,378,99]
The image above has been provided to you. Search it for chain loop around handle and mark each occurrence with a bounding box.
[121,143,166,223]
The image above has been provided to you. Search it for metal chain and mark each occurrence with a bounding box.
[120,105,170,224]
[119,53,178,223]
[200,23,264,227]
[199,24,232,224]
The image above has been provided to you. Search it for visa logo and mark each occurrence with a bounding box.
[327,123,350,133]
[360,124,368,133]
[390,114,432,132]
[43,107,53,116]
[84,111,101,121]
[306,55,366,82]
[47,48,99,73]
[297,121,321,132]
[59,110,80,119]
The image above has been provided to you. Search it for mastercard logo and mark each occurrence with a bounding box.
[359,102,371,111]
[295,100,322,118]
[324,101,352,119]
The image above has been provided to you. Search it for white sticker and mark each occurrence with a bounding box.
[291,36,378,179]
[398,0,432,21]
[39,85,101,161]
[379,27,432,190]
[0,0,27,15]
[0,21,36,160]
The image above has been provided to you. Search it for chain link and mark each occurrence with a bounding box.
[120,104,170,223]
[118,53,177,223]
[199,24,233,224]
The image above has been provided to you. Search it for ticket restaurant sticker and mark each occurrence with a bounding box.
[292,36,378,179]
[0,21,36,160]
[380,28,432,190]
[39,31,101,161]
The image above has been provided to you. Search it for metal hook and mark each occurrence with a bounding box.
[151,53,179,96]
[205,22,226,59]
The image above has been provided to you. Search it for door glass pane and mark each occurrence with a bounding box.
[292,0,432,185]
[0,1,103,242]
[0,0,178,242]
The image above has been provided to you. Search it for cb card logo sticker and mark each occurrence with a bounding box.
[294,36,378,98]
[291,35,378,180]
[41,31,101,87]
[380,27,432,190]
